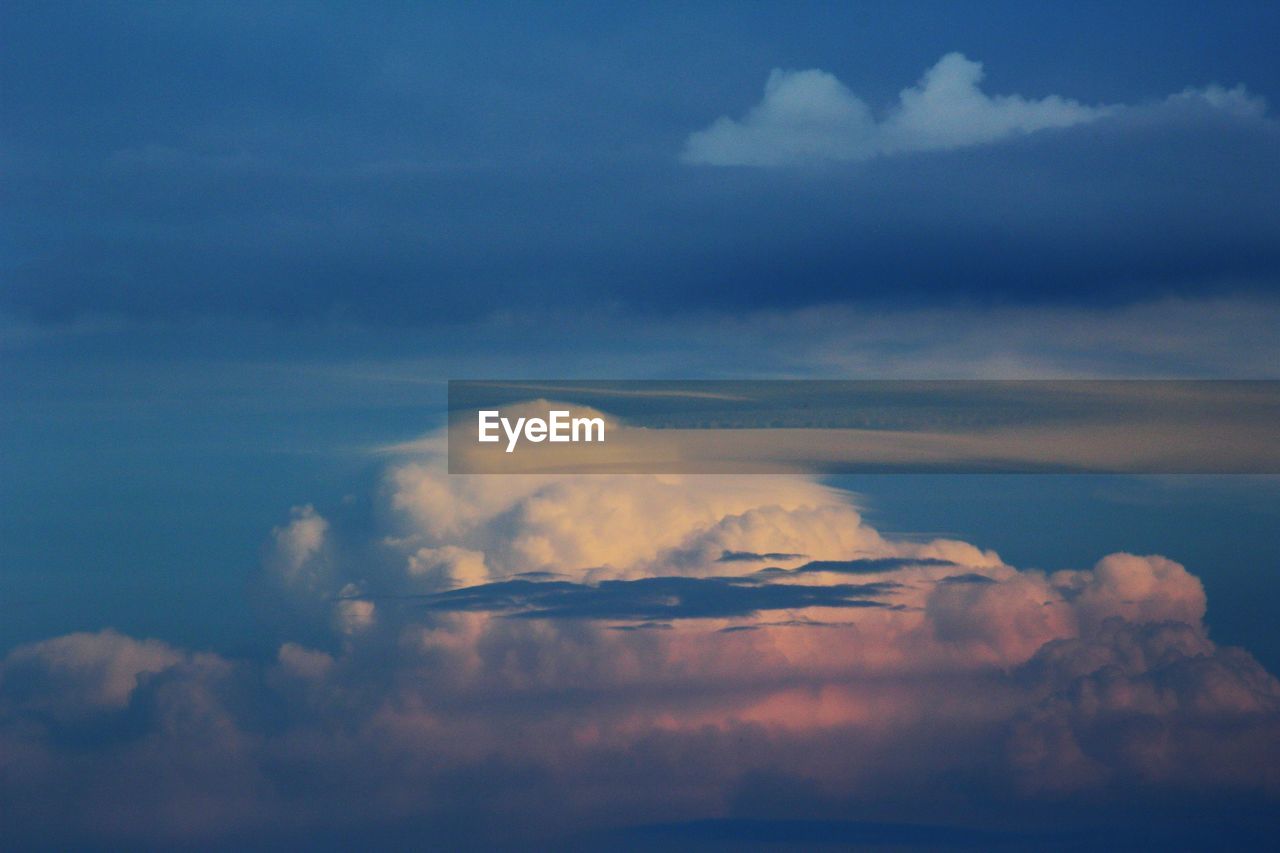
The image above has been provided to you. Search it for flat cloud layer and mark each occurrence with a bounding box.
[6,26,1279,321]
[3,443,1278,846]
[683,52,1266,165]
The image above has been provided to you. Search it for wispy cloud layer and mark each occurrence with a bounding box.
[683,52,1266,165]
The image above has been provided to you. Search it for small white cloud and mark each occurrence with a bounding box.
[408,545,490,589]
[683,68,876,166]
[1167,83,1267,117]
[334,597,376,635]
[271,504,328,580]
[275,642,334,680]
[682,52,1262,166]
[879,52,1109,154]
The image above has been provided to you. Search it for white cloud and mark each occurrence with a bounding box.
[683,68,878,166]
[682,52,1265,165]
[1169,83,1267,117]
[880,52,1108,152]
[269,504,328,581]
[334,594,376,635]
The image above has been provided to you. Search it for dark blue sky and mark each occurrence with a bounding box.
[4,1,1279,323]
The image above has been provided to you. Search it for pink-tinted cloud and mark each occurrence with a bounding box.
[2,459,1277,845]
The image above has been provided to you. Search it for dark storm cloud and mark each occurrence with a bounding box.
[749,558,958,580]
[415,575,901,621]
[717,550,808,562]
[3,5,1279,324]
[607,621,672,632]
[783,557,957,575]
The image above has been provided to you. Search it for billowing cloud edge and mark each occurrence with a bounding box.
[2,446,1278,845]
[682,52,1269,165]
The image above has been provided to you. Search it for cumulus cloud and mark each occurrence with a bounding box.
[682,52,1266,165]
[266,504,330,590]
[2,440,1278,845]
[0,629,182,722]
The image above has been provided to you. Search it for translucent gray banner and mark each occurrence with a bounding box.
[447,380,1280,474]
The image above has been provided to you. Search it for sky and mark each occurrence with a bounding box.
[2,2,1280,848]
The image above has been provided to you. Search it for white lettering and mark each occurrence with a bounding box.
[572,416,605,442]
[501,416,526,453]
[549,410,570,442]
[479,409,605,452]
[478,411,500,442]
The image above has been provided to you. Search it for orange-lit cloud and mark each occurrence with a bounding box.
[2,451,1277,846]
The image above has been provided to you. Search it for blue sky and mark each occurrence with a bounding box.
[4,1,1280,321]
[2,3,1279,848]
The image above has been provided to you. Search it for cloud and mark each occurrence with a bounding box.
[384,467,886,579]
[269,504,328,582]
[682,67,883,166]
[0,629,181,722]
[768,557,957,575]
[1008,617,1280,794]
[253,504,347,639]
[7,66,1278,322]
[680,296,1280,379]
[5,6,1279,324]
[682,52,1266,165]
[717,550,808,563]
[3,448,1278,845]
[417,574,900,621]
